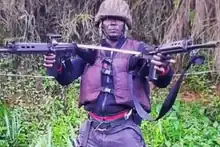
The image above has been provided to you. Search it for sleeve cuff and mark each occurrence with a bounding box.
[159,66,170,76]
[57,64,63,73]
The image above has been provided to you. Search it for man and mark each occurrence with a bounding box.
[43,0,173,146]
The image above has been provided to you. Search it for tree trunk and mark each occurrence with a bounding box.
[214,0,220,76]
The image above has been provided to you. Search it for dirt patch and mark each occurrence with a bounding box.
[180,91,202,102]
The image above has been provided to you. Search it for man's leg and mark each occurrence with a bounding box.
[75,120,99,147]
[105,121,147,147]
[75,118,147,147]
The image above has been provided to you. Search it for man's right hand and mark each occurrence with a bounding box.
[43,53,57,68]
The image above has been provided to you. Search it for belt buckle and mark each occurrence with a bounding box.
[96,127,107,132]
[94,122,109,132]
[124,109,133,120]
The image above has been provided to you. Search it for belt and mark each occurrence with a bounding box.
[88,110,129,121]
[92,117,131,131]
[88,110,133,131]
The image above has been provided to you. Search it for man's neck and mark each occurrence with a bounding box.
[106,39,118,47]
[101,35,125,48]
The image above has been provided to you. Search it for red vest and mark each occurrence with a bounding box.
[78,38,151,111]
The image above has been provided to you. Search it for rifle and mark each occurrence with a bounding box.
[0,34,218,74]
[0,33,219,121]
[0,34,218,79]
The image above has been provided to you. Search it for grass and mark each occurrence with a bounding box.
[0,78,220,147]
[142,95,220,147]
[0,0,220,146]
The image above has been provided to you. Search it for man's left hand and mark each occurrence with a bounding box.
[151,53,175,74]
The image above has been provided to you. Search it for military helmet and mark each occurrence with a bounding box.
[94,0,132,30]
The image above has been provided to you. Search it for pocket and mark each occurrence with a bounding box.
[112,122,146,147]
[77,121,87,144]
[77,120,92,146]
[125,124,146,147]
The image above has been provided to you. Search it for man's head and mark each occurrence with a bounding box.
[101,16,126,41]
[95,0,132,41]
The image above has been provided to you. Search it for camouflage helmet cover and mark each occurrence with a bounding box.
[95,0,132,30]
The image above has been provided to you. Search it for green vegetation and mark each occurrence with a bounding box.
[0,65,220,147]
[1,0,220,146]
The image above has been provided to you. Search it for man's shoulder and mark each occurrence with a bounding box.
[125,37,152,51]
[126,37,141,43]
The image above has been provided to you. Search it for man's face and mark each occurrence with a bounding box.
[102,17,125,39]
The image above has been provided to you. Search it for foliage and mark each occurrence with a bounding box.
[0,0,220,73]
[0,81,220,147]
[143,91,220,147]
[0,0,220,147]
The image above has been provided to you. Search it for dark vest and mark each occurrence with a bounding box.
[79,38,151,111]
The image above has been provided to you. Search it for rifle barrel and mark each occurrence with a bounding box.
[156,41,219,55]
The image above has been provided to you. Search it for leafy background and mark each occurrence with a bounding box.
[0,0,220,146]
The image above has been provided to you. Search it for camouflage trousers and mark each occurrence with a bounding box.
[73,117,147,147]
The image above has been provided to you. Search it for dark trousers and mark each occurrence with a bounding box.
[75,118,147,147]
